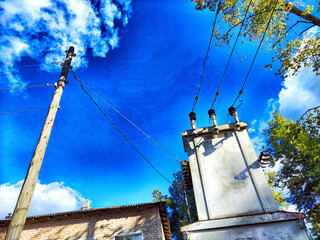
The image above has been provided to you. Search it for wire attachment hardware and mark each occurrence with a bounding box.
[208,109,219,134]
[228,106,240,130]
[189,112,197,134]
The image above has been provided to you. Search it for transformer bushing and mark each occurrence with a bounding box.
[208,109,219,134]
[189,112,197,134]
[228,107,240,130]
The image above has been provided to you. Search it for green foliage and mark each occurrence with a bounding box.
[266,171,289,210]
[264,109,320,238]
[191,0,320,77]
[152,170,198,240]
[152,189,167,203]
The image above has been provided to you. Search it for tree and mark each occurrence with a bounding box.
[264,109,320,238]
[266,171,288,210]
[152,170,198,240]
[152,189,167,203]
[191,0,320,77]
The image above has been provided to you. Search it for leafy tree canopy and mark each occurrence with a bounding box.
[152,170,197,240]
[192,0,320,77]
[264,109,320,238]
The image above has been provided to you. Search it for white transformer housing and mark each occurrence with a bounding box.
[181,122,310,240]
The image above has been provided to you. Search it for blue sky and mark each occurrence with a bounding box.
[1,0,319,218]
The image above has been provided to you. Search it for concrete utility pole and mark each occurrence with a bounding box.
[181,184,192,224]
[5,46,75,240]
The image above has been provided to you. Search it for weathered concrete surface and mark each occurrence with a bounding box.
[183,219,310,240]
[182,212,305,231]
[182,123,278,220]
[181,123,310,240]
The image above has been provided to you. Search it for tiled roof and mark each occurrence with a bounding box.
[0,201,171,240]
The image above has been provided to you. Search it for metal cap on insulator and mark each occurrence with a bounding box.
[228,107,240,130]
[208,109,216,116]
[189,112,197,131]
[228,106,236,116]
[208,109,219,134]
[189,111,197,120]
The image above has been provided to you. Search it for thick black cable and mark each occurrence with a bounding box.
[71,71,173,184]
[192,2,221,112]
[211,0,254,109]
[232,0,279,108]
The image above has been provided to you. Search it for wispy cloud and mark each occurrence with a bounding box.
[0,0,132,88]
[0,180,86,219]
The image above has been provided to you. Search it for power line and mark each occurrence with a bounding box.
[0,53,38,57]
[210,0,254,109]
[0,56,65,63]
[0,63,55,70]
[0,68,61,76]
[70,71,181,163]
[70,71,173,185]
[191,2,221,112]
[0,51,64,57]
[0,83,54,91]
[231,0,279,108]
[0,107,48,115]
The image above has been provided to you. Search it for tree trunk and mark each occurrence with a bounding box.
[284,2,320,27]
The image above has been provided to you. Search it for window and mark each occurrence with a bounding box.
[115,232,143,240]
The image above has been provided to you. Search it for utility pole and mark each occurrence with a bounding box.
[5,46,75,240]
[181,183,192,224]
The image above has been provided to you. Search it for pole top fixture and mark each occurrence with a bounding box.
[208,109,216,115]
[228,106,236,116]
[189,112,196,120]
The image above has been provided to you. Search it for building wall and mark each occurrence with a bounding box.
[0,205,164,240]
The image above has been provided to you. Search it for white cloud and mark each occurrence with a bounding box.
[0,180,86,220]
[277,28,320,120]
[278,67,320,120]
[0,0,132,88]
[251,135,265,153]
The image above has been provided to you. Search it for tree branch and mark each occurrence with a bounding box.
[283,2,320,27]
[299,106,320,121]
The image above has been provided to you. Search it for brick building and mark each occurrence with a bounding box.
[0,202,171,240]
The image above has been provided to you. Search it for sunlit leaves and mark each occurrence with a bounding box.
[192,0,320,77]
[264,109,320,237]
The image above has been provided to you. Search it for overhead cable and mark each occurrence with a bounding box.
[211,0,254,109]
[0,68,60,76]
[0,83,54,91]
[231,0,279,109]
[70,70,173,185]
[0,107,48,115]
[70,71,181,163]
[0,63,54,70]
[0,51,63,57]
[0,56,65,64]
[191,2,221,112]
